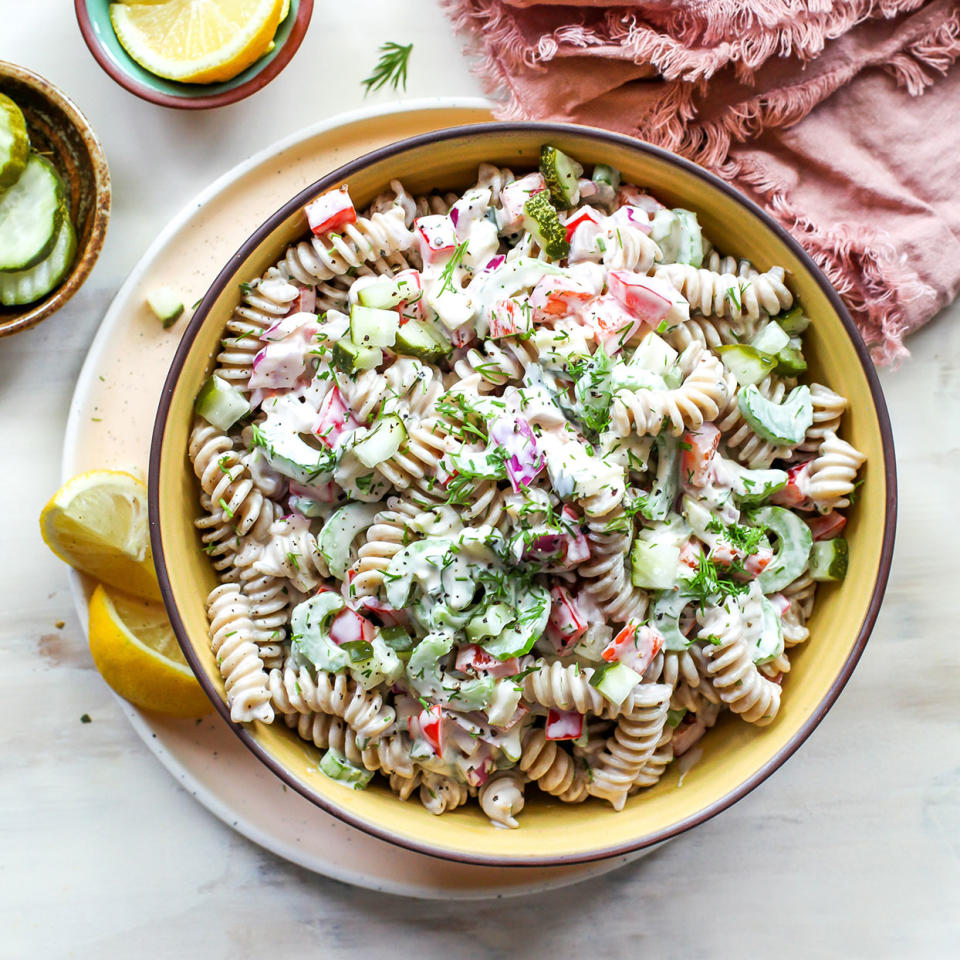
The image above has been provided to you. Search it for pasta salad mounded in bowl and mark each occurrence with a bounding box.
[187,145,866,828]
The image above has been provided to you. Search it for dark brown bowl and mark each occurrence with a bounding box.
[0,61,111,338]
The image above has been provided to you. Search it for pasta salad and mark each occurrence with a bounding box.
[188,145,866,827]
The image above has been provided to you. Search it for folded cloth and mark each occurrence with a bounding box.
[445,0,960,363]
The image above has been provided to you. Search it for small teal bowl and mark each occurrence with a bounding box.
[75,0,313,110]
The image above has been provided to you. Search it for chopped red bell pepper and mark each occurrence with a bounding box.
[328,608,374,647]
[600,621,663,675]
[454,644,521,679]
[316,385,361,445]
[545,708,584,741]
[806,511,847,541]
[772,461,813,509]
[681,424,720,488]
[545,586,587,653]
[417,704,444,755]
[304,186,357,236]
[607,269,673,327]
[564,206,604,242]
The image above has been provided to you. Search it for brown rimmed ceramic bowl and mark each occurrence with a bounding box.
[75,0,313,110]
[150,123,897,867]
[0,61,110,338]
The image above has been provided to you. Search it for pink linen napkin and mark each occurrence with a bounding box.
[445,0,960,364]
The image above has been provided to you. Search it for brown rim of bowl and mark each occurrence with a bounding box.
[74,0,314,111]
[0,61,111,339]
[149,121,898,867]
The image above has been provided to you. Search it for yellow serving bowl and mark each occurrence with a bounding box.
[150,124,896,866]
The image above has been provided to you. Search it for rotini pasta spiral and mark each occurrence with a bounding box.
[806,431,867,513]
[630,727,675,792]
[283,206,414,285]
[609,345,728,437]
[419,772,469,815]
[206,583,274,724]
[189,421,276,537]
[579,508,649,625]
[586,683,672,810]
[793,383,847,457]
[715,374,794,468]
[654,263,793,323]
[479,769,526,828]
[349,497,422,598]
[519,728,589,802]
[523,659,624,719]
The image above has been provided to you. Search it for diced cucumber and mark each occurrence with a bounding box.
[732,466,787,505]
[750,321,790,357]
[522,191,569,259]
[0,153,64,271]
[194,374,251,431]
[717,344,776,387]
[353,414,406,468]
[357,277,402,309]
[778,306,810,335]
[341,640,374,664]
[380,625,415,653]
[385,539,452,610]
[0,214,75,307]
[754,595,784,664]
[317,501,381,580]
[738,384,813,446]
[288,494,331,518]
[650,209,681,262]
[666,708,687,728]
[672,209,704,268]
[589,661,642,706]
[630,538,681,590]
[319,748,374,789]
[394,318,451,361]
[592,164,620,189]
[466,602,514,642]
[478,584,551,660]
[350,303,399,348]
[628,331,678,378]
[752,506,814,593]
[808,537,848,582]
[540,144,583,208]
[0,93,29,190]
[332,338,382,373]
[652,587,693,651]
[257,416,336,484]
[775,345,807,377]
[147,286,184,329]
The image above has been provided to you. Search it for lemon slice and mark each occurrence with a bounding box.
[39,470,161,600]
[88,584,212,716]
[109,0,285,84]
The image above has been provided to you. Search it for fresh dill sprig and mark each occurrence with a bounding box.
[362,42,413,95]
[437,241,469,297]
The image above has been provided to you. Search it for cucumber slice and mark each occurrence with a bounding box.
[652,587,693,651]
[332,338,382,373]
[754,595,784,664]
[257,416,336,484]
[751,321,790,356]
[732,466,788,505]
[592,164,620,189]
[394,318,451,361]
[589,661,642,706]
[290,592,349,673]
[466,603,515,643]
[522,191,569,259]
[752,506,814,593]
[353,414,406,468]
[0,153,64,271]
[666,708,687,728]
[350,303,399,348]
[672,209,704,268]
[808,537,848,582]
[318,501,380,580]
[717,344,777,387]
[147,286,184,329]
[738,384,813,446]
[0,93,29,190]
[477,584,550,660]
[380,625,415,653]
[778,306,810,336]
[195,374,250,431]
[775,345,807,377]
[540,144,583,208]
[319,748,374,789]
[630,537,681,590]
[0,214,75,307]
[357,277,402,309]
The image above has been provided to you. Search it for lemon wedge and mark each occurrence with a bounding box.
[39,470,161,600]
[109,0,285,84]
[88,584,212,716]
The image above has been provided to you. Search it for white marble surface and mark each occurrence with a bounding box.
[1,3,958,957]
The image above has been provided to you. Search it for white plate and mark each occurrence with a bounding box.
[61,97,651,899]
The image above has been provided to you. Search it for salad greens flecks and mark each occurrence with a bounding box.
[191,142,867,828]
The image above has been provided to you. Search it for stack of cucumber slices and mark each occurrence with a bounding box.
[0,93,77,307]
